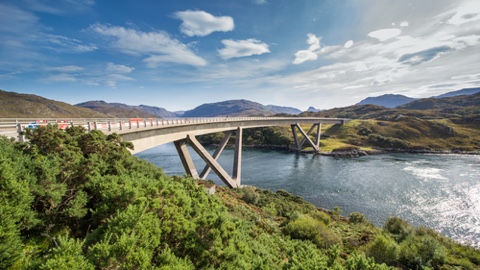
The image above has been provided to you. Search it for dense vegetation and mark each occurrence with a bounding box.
[1,125,479,269]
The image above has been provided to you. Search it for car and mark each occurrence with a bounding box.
[27,122,39,129]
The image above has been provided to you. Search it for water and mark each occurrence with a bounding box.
[136,143,480,248]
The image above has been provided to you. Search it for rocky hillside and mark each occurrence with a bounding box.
[0,89,107,118]
[183,99,301,117]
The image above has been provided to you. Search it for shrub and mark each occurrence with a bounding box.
[349,212,367,224]
[284,214,340,249]
[368,134,411,149]
[241,186,260,205]
[398,234,446,268]
[366,234,399,265]
[383,216,412,242]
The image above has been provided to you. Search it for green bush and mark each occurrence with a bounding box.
[349,212,367,224]
[284,214,340,249]
[368,134,411,149]
[366,234,399,265]
[383,216,412,242]
[398,233,446,268]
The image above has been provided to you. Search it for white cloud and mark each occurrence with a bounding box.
[344,40,354,48]
[90,23,207,66]
[292,33,323,64]
[307,33,321,51]
[174,10,234,37]
[46,65,84,72]
[104,73,134,87]
[218,39,270,59]
[447,0,480,25]
[367,28,402,41]
[42,73,77,82]
[400,21,409,27]
[45,34,97,53]
[253,0,268,5]
[293,50,318,64]
[107,63,134,73]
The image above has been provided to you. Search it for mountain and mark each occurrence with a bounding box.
[0,89,107,118]
[399,91,480,110]
[432,87,480,98]
[136,105,179,118]
[357,94,418,108]
[265,105,302,115]
[76,101,180,118]
[306,106,321,112]
[182,99,301,117]
[75,101,157,118]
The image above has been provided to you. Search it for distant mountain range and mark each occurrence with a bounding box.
[2,87,480,118]
[356,87,480,108]
[303,91,480,120]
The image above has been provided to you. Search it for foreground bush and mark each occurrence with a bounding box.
[0,126,478,269]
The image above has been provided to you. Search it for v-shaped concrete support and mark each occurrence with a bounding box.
[174,128,243,188]
[291,123,322,153]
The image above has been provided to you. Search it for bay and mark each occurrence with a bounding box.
[136,143,480,248]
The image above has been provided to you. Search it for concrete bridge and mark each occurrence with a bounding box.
[0,117,348,188]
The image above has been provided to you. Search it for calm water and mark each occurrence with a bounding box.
[136,143,480,248]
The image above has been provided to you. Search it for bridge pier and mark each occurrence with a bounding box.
[174,127,243,188]
[291,123,322,153]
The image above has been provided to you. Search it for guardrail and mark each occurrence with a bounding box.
[0,117,306,142]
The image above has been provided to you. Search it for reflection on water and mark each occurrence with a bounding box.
[137,144,480,248]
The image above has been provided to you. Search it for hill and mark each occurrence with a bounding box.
[302,93,480,120]
[0,89,107,118]
[75,100,159,118]
[399,91,480,110]
[357,94,417,108]
[432,87,480,98]
[136,104,179,118]
[183,99,301,117]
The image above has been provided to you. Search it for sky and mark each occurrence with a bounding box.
[1,0,480,112]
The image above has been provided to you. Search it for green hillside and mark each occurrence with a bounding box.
[1,125,479,269]
[0,90,107,118]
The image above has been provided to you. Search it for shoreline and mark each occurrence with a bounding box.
[205,142,480,157]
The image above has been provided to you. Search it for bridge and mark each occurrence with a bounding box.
[0,117,348,188]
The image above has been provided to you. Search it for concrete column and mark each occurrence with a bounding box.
[232,127,242,183]
[199,130,234,179]
[174,139,199,179]
[17,124,25,142]
[291,124,300,150]
[187,135,239,188]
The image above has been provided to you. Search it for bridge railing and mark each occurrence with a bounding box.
[0,117,300,141]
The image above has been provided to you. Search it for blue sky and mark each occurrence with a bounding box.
[1,0,479,111]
